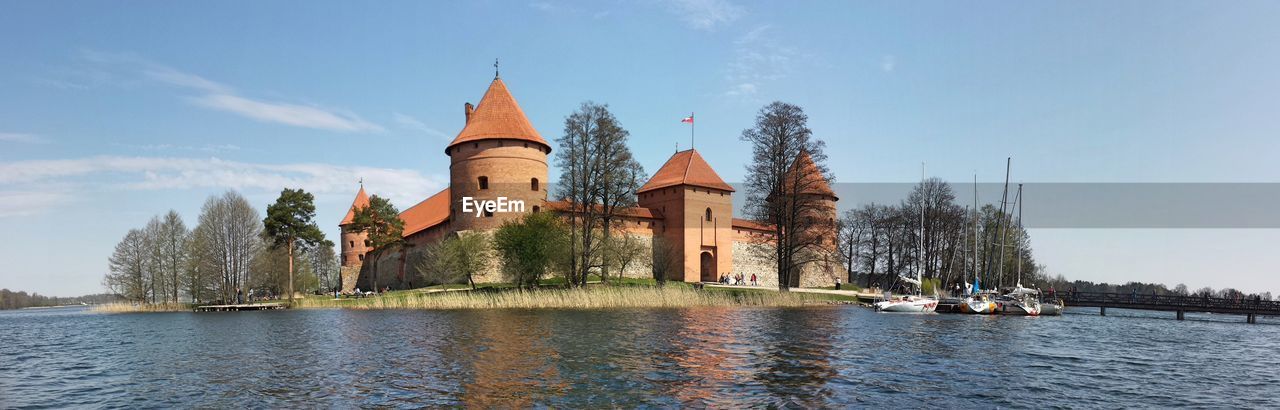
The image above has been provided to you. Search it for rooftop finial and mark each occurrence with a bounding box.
[494,58,500,79]
[358,177,363,187]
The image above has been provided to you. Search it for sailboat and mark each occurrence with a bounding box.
[994,183,1040,316]
[960,276,998,314]
[875,163,939,313]
[959,177,997,314]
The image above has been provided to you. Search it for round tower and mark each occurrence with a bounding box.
[446,76,550,231]
[337,184,372,293]
[338,184,371,268]
[789,150,839,249]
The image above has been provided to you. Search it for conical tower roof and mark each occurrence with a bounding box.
[638,149,735,193]
[447,77,549,153]
[339,184,370,226]
[786,150,837,199]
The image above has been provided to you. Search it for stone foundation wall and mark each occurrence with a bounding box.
[731,239,846,289]
[340,266,361,293]
[354,225,841,289]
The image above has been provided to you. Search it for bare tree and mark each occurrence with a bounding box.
[650,237,679,286]
[153,211,189,303]
[191,191,263,303]
[740,101,834,290]
[554,102,645,286]
[309,244,340,293]
[603,232,647,283]
[105,229,149,302]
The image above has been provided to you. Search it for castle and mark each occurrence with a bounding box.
[338,75,842,291]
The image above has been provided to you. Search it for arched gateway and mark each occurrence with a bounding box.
[700,251,715,282]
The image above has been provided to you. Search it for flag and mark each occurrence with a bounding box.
[681,114,694,123]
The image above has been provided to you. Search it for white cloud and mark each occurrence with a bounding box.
[393,112,452,140]
[143,66,233,94]
[0,132,49,144]
[69,50,384,133]
[665,0,743,30]
[0,156,446,216]
[881,55,897,73]
[0,191,73,218]
[114,143,241,153]
[725,83,757,97]
[193,94,383,133]
[724,25,801,101]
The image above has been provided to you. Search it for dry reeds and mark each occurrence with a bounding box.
[296,286,827,310]
[91,302,191,313]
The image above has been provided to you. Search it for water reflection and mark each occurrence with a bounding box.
[462,311,566,408]
[2,306,1280,407]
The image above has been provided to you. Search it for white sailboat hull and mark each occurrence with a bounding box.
[875,298,938,313]
[959,297,997,314]
[997,299,1041,316]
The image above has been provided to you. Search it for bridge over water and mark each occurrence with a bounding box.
[1061,292,1279,324]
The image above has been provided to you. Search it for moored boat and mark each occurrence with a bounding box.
[1040,299,1063,316]
[959,293,998,314]
[996,291,1041,316]
[875,295,939,313]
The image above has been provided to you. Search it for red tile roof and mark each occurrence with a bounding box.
[637,149,735,193]
[787,150,837,199]
[447,78,549,153]
[545,200,663,219]
[732,218,774,232]
[339,185,370,226]
[400,188,452,237]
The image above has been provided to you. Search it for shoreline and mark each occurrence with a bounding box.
[91,285,864,313]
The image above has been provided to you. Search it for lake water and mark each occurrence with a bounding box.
[2,306,1278,408]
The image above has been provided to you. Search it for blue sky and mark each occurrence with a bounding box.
[2,1,1279,296]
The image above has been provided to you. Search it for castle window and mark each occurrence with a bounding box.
[705,208,713,222]
[479,176,489,190]
[531,178,540,191]
[473,142,479,148]
[532,206,541,213]
[483,209,493,218]
[358,254,364,262]
[349,240,354,248]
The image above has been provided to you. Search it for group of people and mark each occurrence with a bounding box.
[719,273,758,286]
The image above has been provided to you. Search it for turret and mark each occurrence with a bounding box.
[445,77,550,231]
[787,150,838,250]
[637,149,736,283]
[338,184,371,268]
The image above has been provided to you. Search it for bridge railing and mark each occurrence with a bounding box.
[1061,291,1280,313]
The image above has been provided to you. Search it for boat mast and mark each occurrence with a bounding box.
[919,162,926,294]
[997,158,1011,290]
[1014,183,1023,287]
[973,173,979,292]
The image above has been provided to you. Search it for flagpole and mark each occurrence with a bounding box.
[691,112,695,149]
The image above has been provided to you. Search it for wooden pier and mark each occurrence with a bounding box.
[1063,292,1278,324]
[193,303,286,312]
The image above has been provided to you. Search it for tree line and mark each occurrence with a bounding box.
[104,190,337,305]
[836,178,1040,294]
[0,289,120,310]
